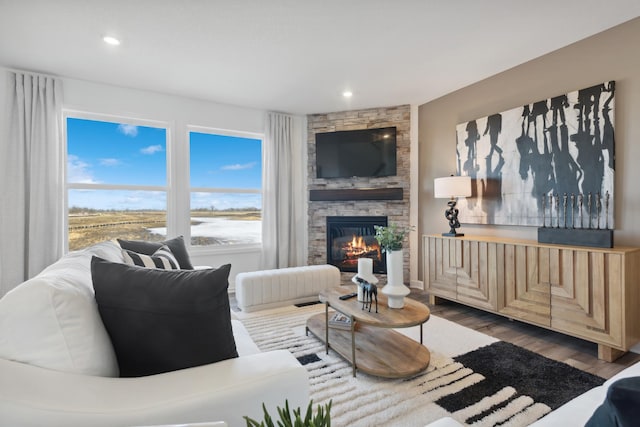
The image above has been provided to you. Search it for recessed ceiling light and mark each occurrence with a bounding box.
[103,36,121,46]
[343,91,353,98]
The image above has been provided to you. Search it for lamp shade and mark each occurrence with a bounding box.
[434,176,472,199]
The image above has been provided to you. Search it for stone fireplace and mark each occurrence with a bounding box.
[326,216,387,273]
[307,105,411,283]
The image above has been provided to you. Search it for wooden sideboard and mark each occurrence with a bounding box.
[423,234,640,362]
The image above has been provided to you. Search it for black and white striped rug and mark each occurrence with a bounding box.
[237,304,603,427]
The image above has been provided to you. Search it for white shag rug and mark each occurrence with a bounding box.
[236,304,577,427]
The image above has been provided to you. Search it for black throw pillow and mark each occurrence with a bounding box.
[586,377,640,427]
[91,257,237,377]
[117,235,194,269]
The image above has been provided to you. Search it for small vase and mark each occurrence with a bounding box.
[351,258,378,302]
[381,249,410,308]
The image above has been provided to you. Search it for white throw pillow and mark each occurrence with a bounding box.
[0,277,119,376]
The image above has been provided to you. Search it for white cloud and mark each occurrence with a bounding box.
[67,154,99,184]
[100,158,121,166]
[140,144,163,155]
[221,161,257,171]
[124,196,143,204]
[117,124,138,137]
[119,191,166,210]
[190,192,262,210]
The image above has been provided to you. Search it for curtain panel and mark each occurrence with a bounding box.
[0,71,63,296]
[261,112,307,269]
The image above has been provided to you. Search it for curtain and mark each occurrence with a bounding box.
[0,71,64,296]
[261,112,307,269]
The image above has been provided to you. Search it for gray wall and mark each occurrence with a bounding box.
[418,17,640,280]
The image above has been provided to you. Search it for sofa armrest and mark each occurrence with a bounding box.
[0,350,308,427]
[134,423,228,427]
[135,423,228,427]
[424,417,465,427]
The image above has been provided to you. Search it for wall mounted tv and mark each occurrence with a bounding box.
[315,127,397,178]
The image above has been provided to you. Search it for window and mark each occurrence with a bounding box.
[66,116,169,251]
[189,129,262,247]
[65,114,263,252]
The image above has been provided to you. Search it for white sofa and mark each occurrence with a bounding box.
[0,241,309,427]
[426,361,640,426]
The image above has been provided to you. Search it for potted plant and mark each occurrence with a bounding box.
[244,399,331,427]
[374,223,414,308]
[373,223,412,253]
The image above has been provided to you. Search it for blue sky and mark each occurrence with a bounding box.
[67,118,262,210]
[190,131,261,189]
[67,119,167,186]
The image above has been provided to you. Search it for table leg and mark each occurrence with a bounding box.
[325,303,329,355]
[351,315,356,377]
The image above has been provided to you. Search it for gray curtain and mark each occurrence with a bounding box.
[261,112,307,269]
[0,71,63,296]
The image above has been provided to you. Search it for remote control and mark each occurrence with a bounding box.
[339,292,358,300]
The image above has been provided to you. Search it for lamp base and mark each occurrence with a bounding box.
[442,199,465,238]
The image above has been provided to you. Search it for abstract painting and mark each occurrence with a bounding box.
[456,81,615,227]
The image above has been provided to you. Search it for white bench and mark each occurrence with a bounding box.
[235,265,341,312]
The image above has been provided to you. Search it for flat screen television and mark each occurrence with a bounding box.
[315,127,397,178]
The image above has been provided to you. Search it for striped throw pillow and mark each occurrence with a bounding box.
[122,245,181,270]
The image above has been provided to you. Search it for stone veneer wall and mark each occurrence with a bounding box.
[307,105,411,283]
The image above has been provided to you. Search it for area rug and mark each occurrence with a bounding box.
[237,304,604,427]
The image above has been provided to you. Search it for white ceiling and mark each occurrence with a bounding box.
[1,0,639,115]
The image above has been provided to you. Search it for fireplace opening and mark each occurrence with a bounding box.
[326,216,387,273]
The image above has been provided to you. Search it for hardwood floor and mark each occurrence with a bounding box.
[406,288,640,379]
[230,287,640,380]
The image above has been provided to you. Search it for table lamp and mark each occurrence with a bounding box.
[434,175,472,236]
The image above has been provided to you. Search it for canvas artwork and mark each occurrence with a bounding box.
[455,81,615,227]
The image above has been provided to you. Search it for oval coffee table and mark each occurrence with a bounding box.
[305,285,431,378]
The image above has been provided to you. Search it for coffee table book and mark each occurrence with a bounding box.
[328,311,353,330]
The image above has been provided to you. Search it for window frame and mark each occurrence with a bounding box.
[63,110,173,252]
[62,110,265,254]
[186,125,264,253]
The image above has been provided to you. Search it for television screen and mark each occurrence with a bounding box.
[315,127,397,178]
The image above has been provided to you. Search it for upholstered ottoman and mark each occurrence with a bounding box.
[235,265,341,312]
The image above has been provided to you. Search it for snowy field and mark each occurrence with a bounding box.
[149,217,261,245]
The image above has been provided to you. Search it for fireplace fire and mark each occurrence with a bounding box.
[326,216,387,273]
[344,235,378,261]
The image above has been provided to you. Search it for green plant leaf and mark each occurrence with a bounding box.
[374,223,414,252]
[303,400,313,424]
[277,400,293,427]
[243,415,264,427]
[263,402,275,427]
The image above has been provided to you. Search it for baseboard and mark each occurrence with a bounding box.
[410,280,424,289]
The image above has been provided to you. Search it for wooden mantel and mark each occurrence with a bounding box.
[309,187,403,201]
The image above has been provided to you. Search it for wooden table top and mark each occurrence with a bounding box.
[319,285,430,328]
